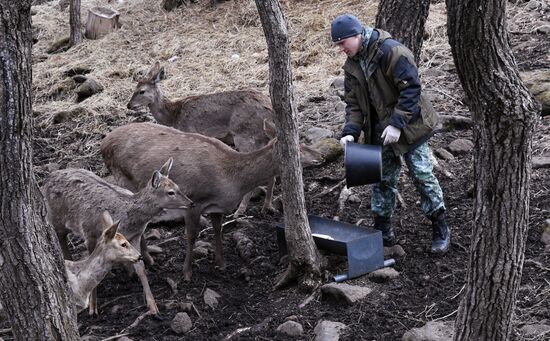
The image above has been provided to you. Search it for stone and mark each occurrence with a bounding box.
[305,127,334,144]
[520,70,550,116]
[320,282,372,304]
[204,288,221,309]
[63,65,92,77]
[193,246,209,258]
[313,138,343,163]
[402,321,454,341]
[440,115,472,131]
[535,24,550,34]
[314,320,347,341]
[448,138,474,155]
[110,304,123,314]
[170,312,192,334]
[533,157,550,169]
[384,244,407,257]
[367,267,400,283]
[519,323,550,338]
[147,245,163,254]
[434,148,455,161]
[276,320,304,336]
[75,78,104,102]
[334,101,346,114]
[117,337,133,341]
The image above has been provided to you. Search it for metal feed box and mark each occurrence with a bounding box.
[277,215,390,281]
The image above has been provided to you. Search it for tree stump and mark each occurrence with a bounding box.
[85,7,120,40]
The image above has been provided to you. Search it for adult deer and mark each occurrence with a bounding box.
[101,121,323,281]
[65,211,142,314]
[43,160,193,316]
[127,62,276,216]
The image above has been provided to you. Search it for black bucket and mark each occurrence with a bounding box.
[344,143,382,187]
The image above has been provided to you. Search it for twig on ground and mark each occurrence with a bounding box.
[99,294,134,309]
[156,236,180,247]
[119,311,150,334]
[223,326,252,340]
[100,333,130,341]
[0,328,12,335]
[312,179,345,199]
[432,309,458,322]
[524,259,550,272]
[298,290,319,309]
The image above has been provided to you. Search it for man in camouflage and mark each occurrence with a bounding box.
[331,14,450,253]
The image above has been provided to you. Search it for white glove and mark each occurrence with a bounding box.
[381,125,401,145]
[340,135,354,148]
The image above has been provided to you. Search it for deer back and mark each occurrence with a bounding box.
[101,122,322,214]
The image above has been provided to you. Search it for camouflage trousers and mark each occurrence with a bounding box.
[371,142,445,219]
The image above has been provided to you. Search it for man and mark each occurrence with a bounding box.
[332,14,450,254]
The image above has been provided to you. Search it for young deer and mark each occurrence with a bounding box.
[43,159,193,316]
[127,62,276,216]
[65,211,142,314]
[101,121,323,281]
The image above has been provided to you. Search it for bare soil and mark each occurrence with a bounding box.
[2,0,549,340]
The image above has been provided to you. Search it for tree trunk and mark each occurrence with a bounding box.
[254,0,323,290]
[0,1,80,340]
[446,0,539,340]
[69,0,82,45]
[84,7,120,40]
[375,0,430,63]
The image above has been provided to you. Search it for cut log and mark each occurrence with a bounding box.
[85,7,120,40]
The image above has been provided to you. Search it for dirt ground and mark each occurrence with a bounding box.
[2,0,549,340]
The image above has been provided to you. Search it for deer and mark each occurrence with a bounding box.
[65,211,142,314]
[126,61,276,217]
[100,121,323,281]
[42,160,193,316]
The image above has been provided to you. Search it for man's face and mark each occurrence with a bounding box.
[335,34,362,57]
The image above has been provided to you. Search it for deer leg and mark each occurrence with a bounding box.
[210,213,225,271]
[140,235,155,266]
[233,192,253,217]
[183,211,200,281]
[86,238,98,317]
[133,260,159,316]
[261,176,277,213]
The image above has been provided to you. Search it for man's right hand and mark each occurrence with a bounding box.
[339,135,354,148]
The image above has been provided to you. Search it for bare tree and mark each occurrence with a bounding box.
[69,0,82,45]
[446,0,539,340]
[0,1,80,339]
[254,0,323,290]
[375,0,431,63]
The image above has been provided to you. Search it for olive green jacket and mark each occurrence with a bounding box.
[342,29,440,155]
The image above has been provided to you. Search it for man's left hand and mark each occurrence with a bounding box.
[381,125,401,145]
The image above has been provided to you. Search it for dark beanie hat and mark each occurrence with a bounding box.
[331,14,363,42]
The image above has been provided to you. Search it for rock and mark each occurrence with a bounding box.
[195,240,214,250]
[335,101,346,114]
[402,321,454,341]
[80,336,99,341]
[533,156,550,169]
[110,304,123,314]
[448,138,474,155]
[314,320,347,341]
[193,246,209,258]
[440,115,472,131]
[72,75,88,84]
[46,36,70,54]
[330,78,345,99]
[367,267,400,283]
[276,320,304,336]
[145,228,161,240]
[75,78,104,102]
[320,282,372,304]
[305,127,334,144]
[170,312,192,334]
[434,148,455,161]
[519,323,550,338]
[52,106,89,124]
[63,65,92,77]
[384,244,406,257]
[520,70,550,116]
[313,138,343,163]
[204,288,221,309]
[147,245,163,254]
[233,230,255,261]
[117,337,133,341]
[535,25,550,34]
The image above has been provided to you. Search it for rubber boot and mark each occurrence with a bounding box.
[374,215,396,246]
[431,209,450,254]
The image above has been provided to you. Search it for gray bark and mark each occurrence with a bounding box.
[0,1,80,339]
[69,0,82,45]
[446,0,539,340]
[254,0,322,289]
[375,0,430,63]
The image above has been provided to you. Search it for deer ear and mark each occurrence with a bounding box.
[103,220,120,241]
[157,67,166,82]
[159,157,173,176]
[145,61,161,82]
[151,170,162,188]
[263,119,276,139]
[100,211,114,230]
